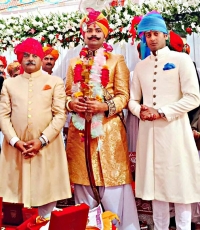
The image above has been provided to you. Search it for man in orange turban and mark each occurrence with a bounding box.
[65,8,140,230]
[7,61,21,78]
[42,46,59,75]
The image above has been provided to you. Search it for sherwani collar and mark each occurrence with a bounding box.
[150,46,170,60]
[22,69,42,79]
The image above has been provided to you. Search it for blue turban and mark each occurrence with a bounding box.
[137,11,168,35]
[137,11,168,60]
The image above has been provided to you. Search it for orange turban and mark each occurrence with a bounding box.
[0,56,7,68]
[14,38,44,63]
[80,8,109,38]
[7,61,21,77]
[43,46,59,61]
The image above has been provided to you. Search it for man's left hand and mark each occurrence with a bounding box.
[22,139,42,159]
[86,99,108,114]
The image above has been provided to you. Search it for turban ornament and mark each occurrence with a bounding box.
[14,38,44,63]
[43,46,59,61]
[80,8,109,38]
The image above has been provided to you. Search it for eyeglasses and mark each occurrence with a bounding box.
[23,53,38,59]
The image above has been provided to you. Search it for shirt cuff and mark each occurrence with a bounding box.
[10,137,20,147]
[41,134,49,144]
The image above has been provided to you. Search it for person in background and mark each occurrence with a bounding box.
[7,61,21,78]
[42,46,59,75]
[0,38,71,218]
[0,56,7,93]
[128,11,200,230]
[65,8,140,230]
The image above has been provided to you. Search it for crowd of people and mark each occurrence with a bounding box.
[0,8,200,230]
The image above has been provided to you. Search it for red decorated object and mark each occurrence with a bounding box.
[22,208,38,222]
[186,27,192,35]
[110,0,125,6]
[48,203,89,230]
[16,215,48,230]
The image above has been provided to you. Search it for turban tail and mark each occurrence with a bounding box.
[14,38,44,63]
[43,46,59,60]
[0,56,7,68]
[80,8,109,38]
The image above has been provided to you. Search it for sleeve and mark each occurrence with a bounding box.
[161,54,200,122]
[128,66,142,118]
[105,55,130,117]
[0,80,19,143]
[65,59,74,111]
[42,77,67,142]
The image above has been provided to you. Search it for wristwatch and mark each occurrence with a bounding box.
[39,136,47,148]
[157,108,165,118]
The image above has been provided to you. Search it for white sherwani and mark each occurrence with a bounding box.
[129,46,200,203]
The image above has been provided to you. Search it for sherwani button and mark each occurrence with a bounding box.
[154,72,157,75]
[28,114,31,118]
[153,95,156,98]
[153,102,156,105]
[153,79,156,82]
[153,87,156,90]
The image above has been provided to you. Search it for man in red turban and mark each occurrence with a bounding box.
[65,8,140,230]
[0,55,7,93]
[42,46,59,75]
[0,37,71,218]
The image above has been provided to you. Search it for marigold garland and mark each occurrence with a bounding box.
[71,43,113,139]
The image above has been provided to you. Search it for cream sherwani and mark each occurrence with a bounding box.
[129,46,200,203]
[0,70,71,207]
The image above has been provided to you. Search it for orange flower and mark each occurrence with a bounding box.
[43,84,51,90]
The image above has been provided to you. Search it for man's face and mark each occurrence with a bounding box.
[84,23,105,50]
[145,31,168,53]
[21,52,41,74]
[0,60,5,77]
[11,70,20,78]
[42,55,56,73]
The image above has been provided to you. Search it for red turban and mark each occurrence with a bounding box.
[80,8,109,38]
[43,46,59,60]
[169,31,184,52]
[14,38,44,63]
[0,56,7,68]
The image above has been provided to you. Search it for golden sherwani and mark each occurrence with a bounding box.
[0,70,71,207]
[66,53,132,186]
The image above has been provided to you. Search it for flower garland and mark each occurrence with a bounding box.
[71,43,113,139]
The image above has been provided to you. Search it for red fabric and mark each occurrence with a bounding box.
[0,56,7,68]
[169,31,184,52]
[14,38,44,63]
[16,215,48,230]
[0,197,2,229]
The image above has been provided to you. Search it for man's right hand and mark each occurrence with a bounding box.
[14,140,29,152]
[69,97,87,113]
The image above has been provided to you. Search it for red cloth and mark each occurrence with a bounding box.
[14,38,44,63]
[0,56,7,68]
[169,31,184,52]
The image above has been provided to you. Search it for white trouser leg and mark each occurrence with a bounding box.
[38,201,57,218]
[174,203,191,230]
[152,200,169,230]
[74,184,140,230]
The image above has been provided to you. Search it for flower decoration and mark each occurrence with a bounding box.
[0,0,199,53]
[163,63,176,70]
[71,43,112,139]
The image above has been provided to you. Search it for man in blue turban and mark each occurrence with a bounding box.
[129,11,200,230]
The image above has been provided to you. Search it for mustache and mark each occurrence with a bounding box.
[46,63,52,66]
[87,36,101,40]
[25,61,36,65]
